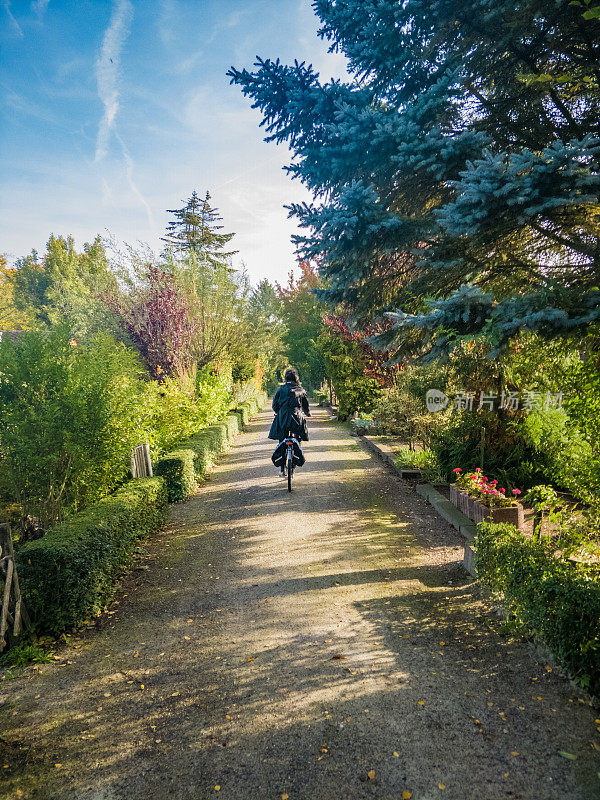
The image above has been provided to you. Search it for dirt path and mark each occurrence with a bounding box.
[1,407,599,800]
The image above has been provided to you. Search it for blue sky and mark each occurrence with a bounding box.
[0,0,348,283]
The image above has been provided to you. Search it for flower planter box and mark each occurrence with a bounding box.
[449,486,471,515]
[449,486,524,530]
[449,485,460,506]
[489,503,524,528]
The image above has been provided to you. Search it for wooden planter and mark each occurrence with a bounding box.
[449,486,471,515]
[449,486,524,530]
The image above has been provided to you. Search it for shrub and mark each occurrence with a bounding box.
[154,449,196,502]
[222,413,240,442]
[373,389,432,443]
[475,521,600,695]
[179,422,230,477]
[395,448,444,483]
[17,477,168,635]
[235,401,253,426]
[0,327,150,525]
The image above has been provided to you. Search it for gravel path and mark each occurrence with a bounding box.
[1,406,599,800]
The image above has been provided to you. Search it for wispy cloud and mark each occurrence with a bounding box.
[158,0,177,47]
[94,0,153,227]
[94,0,133,162]
[115,133,154,227]
[31,0,50,17]
[2,1,23,36]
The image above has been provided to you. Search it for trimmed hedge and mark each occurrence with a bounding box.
[154,448,196,502]
[17,477,168,635]
[476,522,600,695]
[222,413,240,443]
[235,400,256,426]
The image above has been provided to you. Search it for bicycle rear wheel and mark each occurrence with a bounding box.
[287,452,293,492]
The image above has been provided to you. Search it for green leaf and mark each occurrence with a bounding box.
[558,751,577,760]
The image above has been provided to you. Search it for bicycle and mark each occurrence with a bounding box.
[283,432,295,492]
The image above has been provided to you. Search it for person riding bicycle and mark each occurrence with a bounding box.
[269,368,310,476]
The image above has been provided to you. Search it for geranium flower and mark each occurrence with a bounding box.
[453,467,462,473]
[512,488,522,495]
[499,488,506,493]
[475,467,482,472]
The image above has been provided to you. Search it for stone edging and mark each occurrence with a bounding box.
[359,435,477,576]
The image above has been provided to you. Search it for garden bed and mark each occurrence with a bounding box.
[449,485,525,530]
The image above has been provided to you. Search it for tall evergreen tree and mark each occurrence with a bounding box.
[229,0,600,354]
[162,190,237,266]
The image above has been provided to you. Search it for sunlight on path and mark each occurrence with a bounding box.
[2,407,599,800]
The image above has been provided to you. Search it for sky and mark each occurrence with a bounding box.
[0,0,349,284]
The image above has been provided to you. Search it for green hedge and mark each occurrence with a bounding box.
[476,522,600,694]
[231,407,249,427]
[154,448,196,502]
[178,421,229,478]
[17,477,168,635]
[222,413,240,442]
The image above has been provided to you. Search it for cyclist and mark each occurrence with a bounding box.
[269,367,310,476]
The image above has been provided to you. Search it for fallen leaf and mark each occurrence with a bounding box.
[214,786,220,791]
[247,657,254,662]
[332,654,345,660]
[402,792,412,799]
[558,751,577,760]
[54,763,62,768]
[418,701,425,706]
[140,684,145,690]
[510,751,519,756]
[393,751,399,757]
[367,770,375,780]
[225,715,231,719]
[282,795,289,799]
[438,783,446,790]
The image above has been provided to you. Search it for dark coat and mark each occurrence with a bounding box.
[268,382,311,441]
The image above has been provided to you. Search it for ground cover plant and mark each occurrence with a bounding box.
[476,518,600,695]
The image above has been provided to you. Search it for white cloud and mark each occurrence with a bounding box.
[31,0,50,17]
[115,132,155,228]
[157,0,178,47]
[2,1,23,36]
[93,1,152,227]
[94,0,134,162]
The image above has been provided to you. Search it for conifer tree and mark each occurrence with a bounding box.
[161,190,237,266]
[229,0,600,354]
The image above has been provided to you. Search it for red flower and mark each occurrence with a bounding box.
[453,467,462,473]
[512,488,522,495]
[475,467,482,472]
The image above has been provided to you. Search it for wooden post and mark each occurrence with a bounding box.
[0,523,30,651]
[143,442,153,477]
